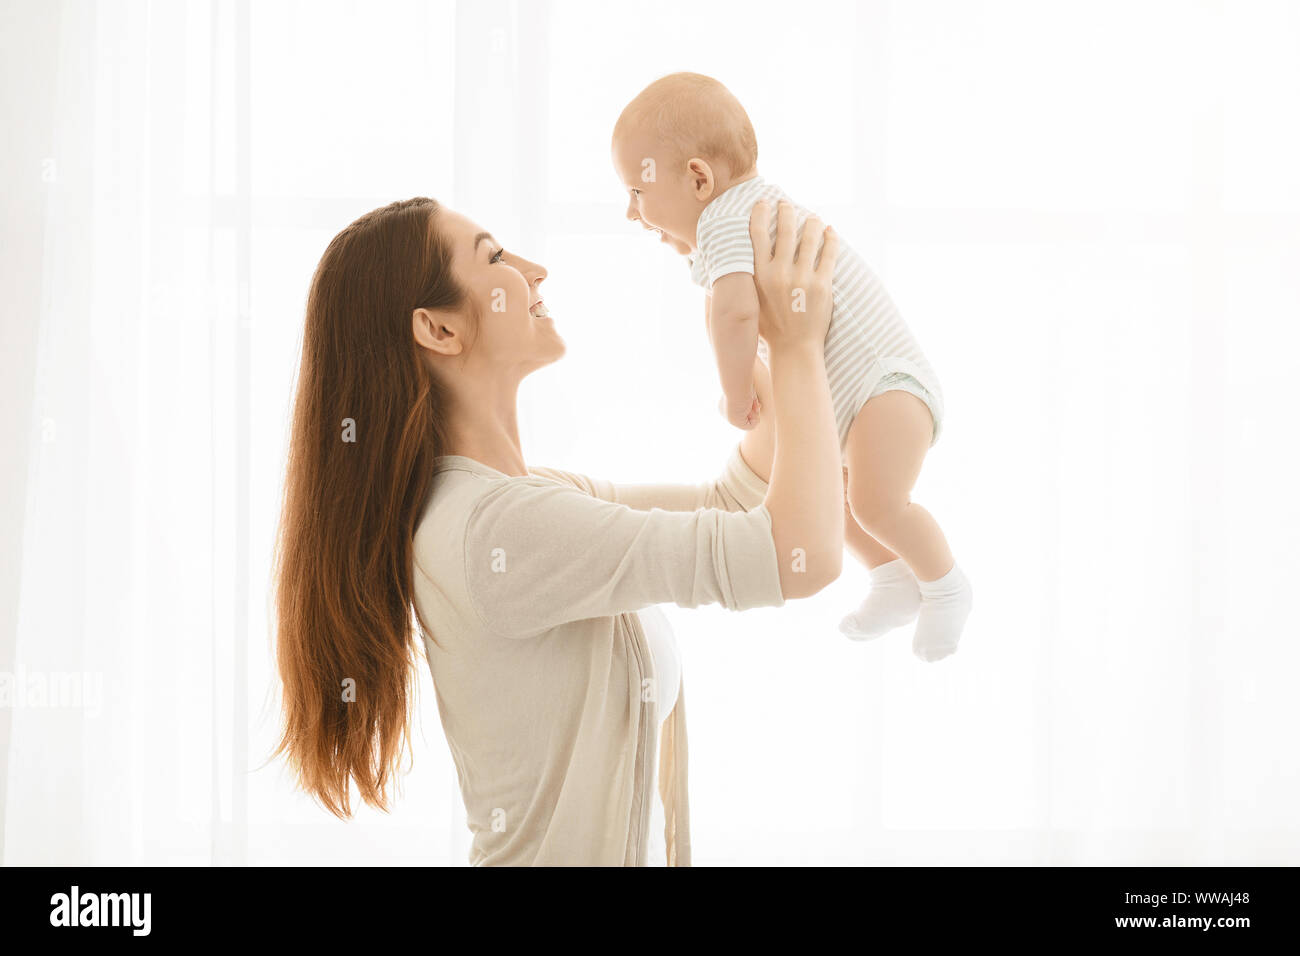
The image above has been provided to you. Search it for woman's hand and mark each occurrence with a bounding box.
[749,200,837,353]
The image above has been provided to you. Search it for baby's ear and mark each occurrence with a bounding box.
[687,157,716,201]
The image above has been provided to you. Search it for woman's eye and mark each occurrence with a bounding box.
[490,247,505,264]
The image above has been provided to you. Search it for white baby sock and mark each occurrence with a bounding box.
[911,561,973,662]
[839,558,922,641]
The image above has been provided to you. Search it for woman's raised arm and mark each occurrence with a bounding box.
[752,200,845,599]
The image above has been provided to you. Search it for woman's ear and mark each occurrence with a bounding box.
[412,307,463,357]
[687,157,716,202]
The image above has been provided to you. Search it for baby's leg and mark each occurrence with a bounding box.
[839,490,923,642]
[843,467,901,569]
[843,391,972,661]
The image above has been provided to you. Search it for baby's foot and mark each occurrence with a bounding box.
[839,558,922,641]
[911,562,973,662]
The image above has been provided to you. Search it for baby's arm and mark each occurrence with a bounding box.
[708,272,762,429]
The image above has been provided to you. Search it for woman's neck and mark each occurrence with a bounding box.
[441,380,529,477]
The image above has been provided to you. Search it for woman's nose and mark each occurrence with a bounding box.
[514,252,546,286]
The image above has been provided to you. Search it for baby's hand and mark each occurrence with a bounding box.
[720,389,762,430]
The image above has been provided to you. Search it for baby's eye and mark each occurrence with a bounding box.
[490,247,505,264]
[630,189,641,197]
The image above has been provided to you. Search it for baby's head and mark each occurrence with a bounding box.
[611,72,758,255]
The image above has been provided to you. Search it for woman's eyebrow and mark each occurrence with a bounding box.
[473,232,496,251]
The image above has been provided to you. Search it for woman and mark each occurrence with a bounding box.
[271,196,843,865]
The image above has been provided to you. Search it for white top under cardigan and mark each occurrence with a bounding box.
[411,443,784,866]
[639,604,681,868]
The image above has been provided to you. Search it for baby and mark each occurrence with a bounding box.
[611,72,973,662]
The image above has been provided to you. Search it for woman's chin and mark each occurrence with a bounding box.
[534,335,566,365]
[547,320,566,351]
[523,316,565,360]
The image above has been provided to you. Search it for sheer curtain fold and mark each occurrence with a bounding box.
[2,0,235,865]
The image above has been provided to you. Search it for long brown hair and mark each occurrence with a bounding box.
[269,197,473,818]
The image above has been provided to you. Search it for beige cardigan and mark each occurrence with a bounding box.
[411,443,785,866]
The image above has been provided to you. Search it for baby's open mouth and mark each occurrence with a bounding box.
[529,300,550,319]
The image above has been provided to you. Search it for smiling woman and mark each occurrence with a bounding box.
[269,200,565,828]
[271,193,844,865]
[408,219,565,409]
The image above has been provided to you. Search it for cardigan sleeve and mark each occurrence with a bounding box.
[526,443,768,514]
[461,470,786,639]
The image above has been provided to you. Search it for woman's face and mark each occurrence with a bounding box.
[414,208,564,376]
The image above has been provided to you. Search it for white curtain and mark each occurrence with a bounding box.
[2,0,1297,865]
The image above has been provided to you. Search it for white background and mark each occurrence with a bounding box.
[2,0,1298,865]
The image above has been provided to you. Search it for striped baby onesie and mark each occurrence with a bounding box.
[688,175,945,456]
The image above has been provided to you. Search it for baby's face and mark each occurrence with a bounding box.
[611,130,701,256]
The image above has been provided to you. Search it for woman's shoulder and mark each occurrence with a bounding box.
[426,457,603,500]
[526,464,610,498]
[416,459,605,548]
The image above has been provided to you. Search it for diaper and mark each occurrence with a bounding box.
[864,371,943,448]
